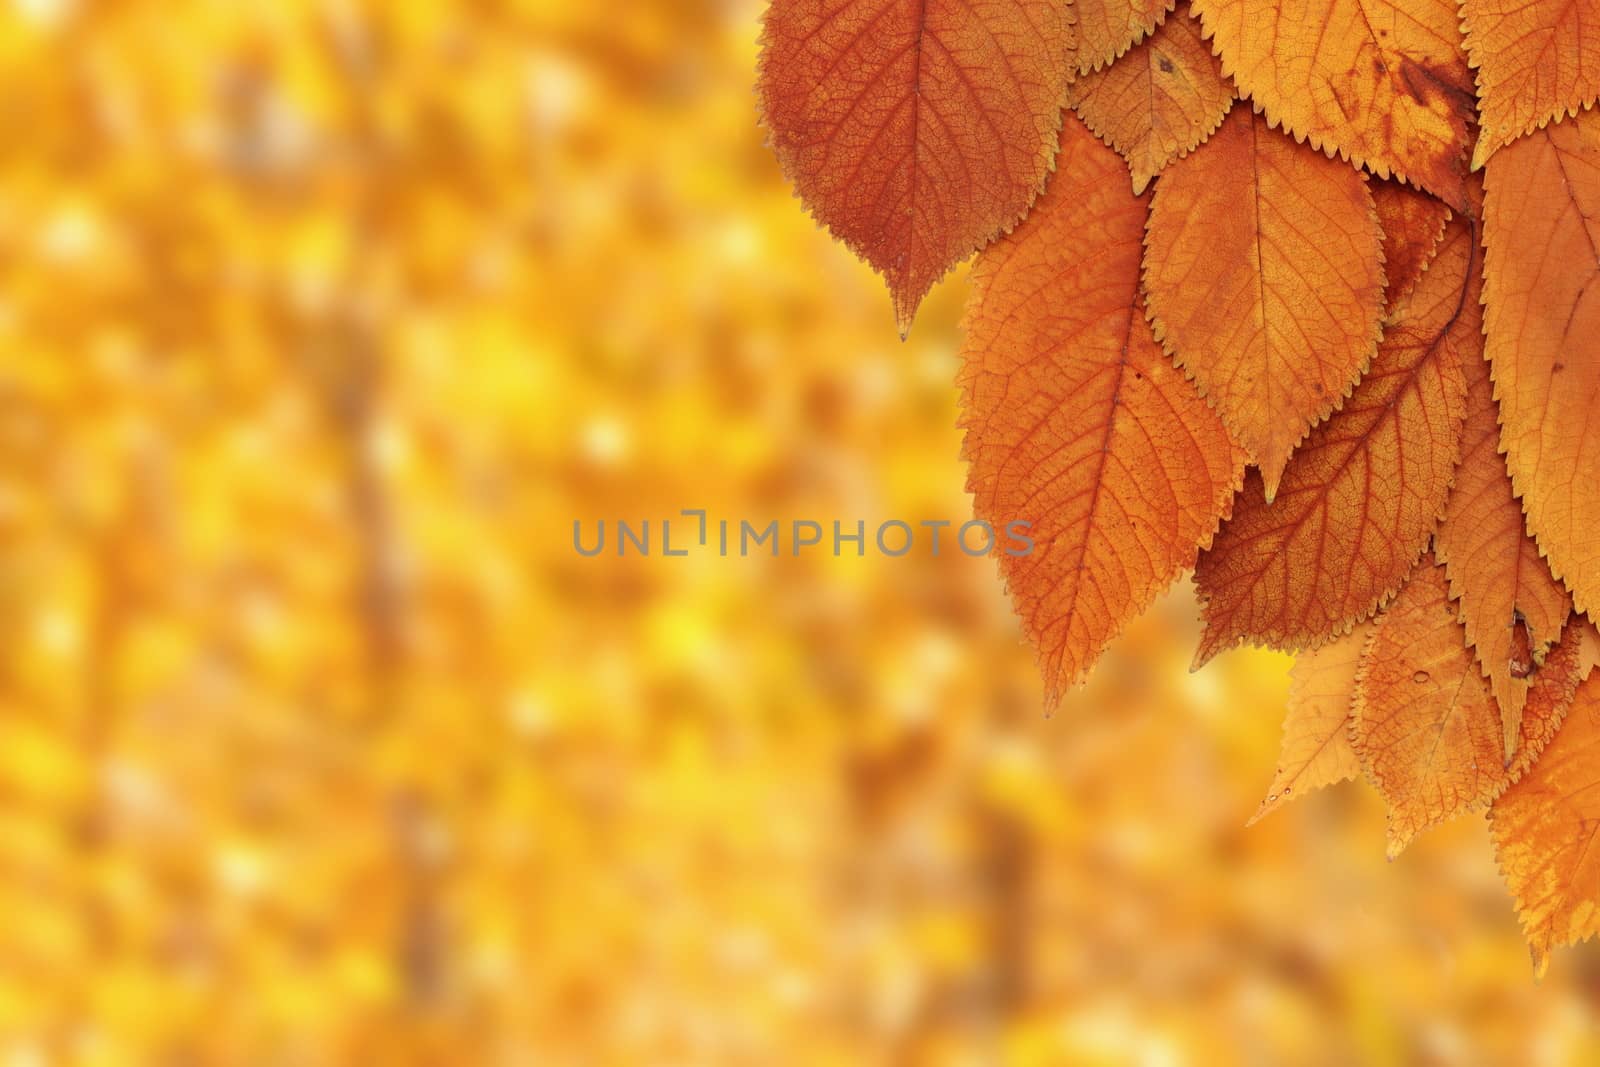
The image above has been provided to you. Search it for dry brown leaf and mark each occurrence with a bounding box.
[1069,4,1236,193]
[1437,348,1573,761]
[1490,670,1600,976]
[1192,215,1474,664]
[1483,105,1600,622]
[1370,179,1452,319]
[1353,558,1583,857]
[1144,106,1385,499]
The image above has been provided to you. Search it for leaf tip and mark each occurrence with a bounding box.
[894,296,918,341]
[1244,798,1274,828]
[1190,605,1245,671]
[1470,133,1495,173]
[1254,446,1294,505]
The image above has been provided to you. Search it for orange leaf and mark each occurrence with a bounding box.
[1068,3,1235,193]
[1484,107,1600,622]
[1248,621,1372,826]
[1353,558,1583,857]
[1462,0,1600,168]
[960,114,1247,703]
[757,0,1076,335]
[1437,349,1573,761]
[1190,0,1476,206]
[1076,0,1176,72]
[1490,670,1600,976]
[1370,179,1452,319]
[1192,215,1475,664]
[1144,106,1385,499]
[1583,616,1600,677]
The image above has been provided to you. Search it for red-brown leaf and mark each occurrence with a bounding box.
[758,0,1077,334]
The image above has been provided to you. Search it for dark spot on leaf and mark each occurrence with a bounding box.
[1398,56,1475,110]
[1158,56,1175,74]
[1397,60,1433,107]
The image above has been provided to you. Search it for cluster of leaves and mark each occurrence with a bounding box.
[758,0,1600,970]
[12,0,1600,1055]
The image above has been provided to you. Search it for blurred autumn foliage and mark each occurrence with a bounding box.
[0,0,1593,1064]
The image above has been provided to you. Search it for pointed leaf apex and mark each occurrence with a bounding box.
[1471,134,1495,173]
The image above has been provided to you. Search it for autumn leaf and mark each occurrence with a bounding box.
[1490,670,1600,977]
[1461,0,1600,168]
[1075,0,1176,72]
[756,0,1076,334]
[960,114,1247,703]
[1144,105,1385,499]
[1584,616,1600,676]
[1190,0,1476,206]
[1370,179,1452,319]
[1248,621,1372,825]
[1353,558,1583,857]
[1483,106,1600,622]
[1436,348,1573,760]
[1191,214,1475,665]
[1068,3,1235,193]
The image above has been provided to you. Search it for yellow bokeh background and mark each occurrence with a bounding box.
[0,0,1593,1062]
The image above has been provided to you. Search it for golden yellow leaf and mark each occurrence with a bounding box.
[1191,0,1476,206]
[1075,0,1177,72]
[1068,3,1236,194]
[1248,621,1372,825]
[1462,0,1600,167]
[1143,105,1386,500]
